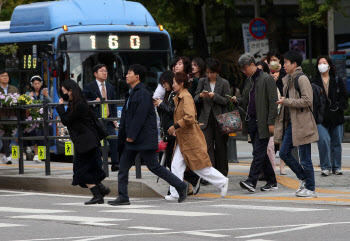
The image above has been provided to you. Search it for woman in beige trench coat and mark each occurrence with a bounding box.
[165,72,229,201]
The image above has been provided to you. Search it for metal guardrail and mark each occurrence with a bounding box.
[0,99,143,178]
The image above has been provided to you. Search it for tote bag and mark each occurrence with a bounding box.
[215,110,242,135]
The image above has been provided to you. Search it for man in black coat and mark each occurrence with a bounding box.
[107,64,189,205]
[83,64,119,172]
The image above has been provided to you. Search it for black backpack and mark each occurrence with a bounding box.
[293,73,325,124]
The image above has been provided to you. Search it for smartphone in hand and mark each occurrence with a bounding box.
[202,90,209,93]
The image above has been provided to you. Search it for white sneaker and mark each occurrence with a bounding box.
[5,156,12,164]
[296,188,317,198]
[164,195,178,201]
[296,179,305,194]
[33,155,41,163]
[220,178,229,198]
[321,170,330,176]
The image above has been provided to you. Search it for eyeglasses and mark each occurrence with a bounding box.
[99,70,108,73]
[240,65,250,73]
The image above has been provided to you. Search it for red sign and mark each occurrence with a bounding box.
[249,18,268,40]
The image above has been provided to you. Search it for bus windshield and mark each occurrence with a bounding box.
[58,32,171,99]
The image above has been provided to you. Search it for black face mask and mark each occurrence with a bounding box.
[62,93,69,101]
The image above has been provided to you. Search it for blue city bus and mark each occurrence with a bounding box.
[0,0,172,154]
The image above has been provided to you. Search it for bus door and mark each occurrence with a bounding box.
[81,52,127,99]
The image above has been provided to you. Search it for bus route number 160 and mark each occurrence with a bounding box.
[90,35,141,50]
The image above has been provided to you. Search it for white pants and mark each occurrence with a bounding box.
[170,144,227,197]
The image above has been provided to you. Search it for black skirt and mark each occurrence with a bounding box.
[72,147,106,188]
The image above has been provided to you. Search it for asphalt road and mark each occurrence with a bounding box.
[1,189,350,241]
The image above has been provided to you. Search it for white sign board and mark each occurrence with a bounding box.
[249,39,269,61]
[242,23,269,61]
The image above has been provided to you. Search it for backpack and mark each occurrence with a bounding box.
[293,73,325,124]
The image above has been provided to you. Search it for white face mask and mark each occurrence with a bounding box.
[318,63,329,73]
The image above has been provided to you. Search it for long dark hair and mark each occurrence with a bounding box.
[192,58,206,78]
[159,70,175,103]
[61,79,87,112]
[176,56,191,74]
[256,61,270,74]
[315,55,336,80]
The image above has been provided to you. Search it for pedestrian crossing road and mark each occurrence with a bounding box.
[1,190,350,241]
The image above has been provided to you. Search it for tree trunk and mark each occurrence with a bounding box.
[192,1,209,58]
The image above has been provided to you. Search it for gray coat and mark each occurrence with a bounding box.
[238,71,278,139]
[274,67,319,146]
[194,76,230,129]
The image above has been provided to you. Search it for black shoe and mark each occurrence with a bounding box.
[200,179,210,186]
[107,197,130,206]
[84,186,104,205]
[260,183,278,191]
[111,165,119,172]
[193,177,202,195]
[176,182,189,203]
[240,181,255,192]
[97,183,111,197]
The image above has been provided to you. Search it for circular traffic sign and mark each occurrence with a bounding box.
[249,18,268,40]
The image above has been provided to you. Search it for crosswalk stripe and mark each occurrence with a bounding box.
[128,226,172,231]
[0,207,72,214]
[212,204,328,212]
[54,203,156,209]
[101,209,228,217]
[10,215,129,226]
[187,231,230,238]
[0,223,26,228]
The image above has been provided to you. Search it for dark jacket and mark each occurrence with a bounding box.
[83,80,118,118]
[56,100,99,154]
[157,91,176,141]
[189,77,200,98]
[118,82,158,152]
[194,76,231,129]
[276,67,287,95]
[314,75,348,128]
[238,71,278,139]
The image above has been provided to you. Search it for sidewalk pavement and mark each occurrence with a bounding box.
[1,156,350,205]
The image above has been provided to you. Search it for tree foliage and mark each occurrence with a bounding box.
[298,0,343,26]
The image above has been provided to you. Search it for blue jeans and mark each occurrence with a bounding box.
[279,124,315,191]
[317,124,343,172]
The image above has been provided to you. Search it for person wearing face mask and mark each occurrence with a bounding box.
[313,56,348,176]
[56,79,110,205]
[267,50,287,97]
[24,76,52,163]
[267,50,288,175]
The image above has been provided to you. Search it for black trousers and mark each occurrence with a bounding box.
[247,118,276,186]
[202,111,228,176]
[118,145,186,200]
[1,140,11,157]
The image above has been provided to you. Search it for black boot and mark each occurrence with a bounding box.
[84,186,104,205]
[97,183,111,197]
